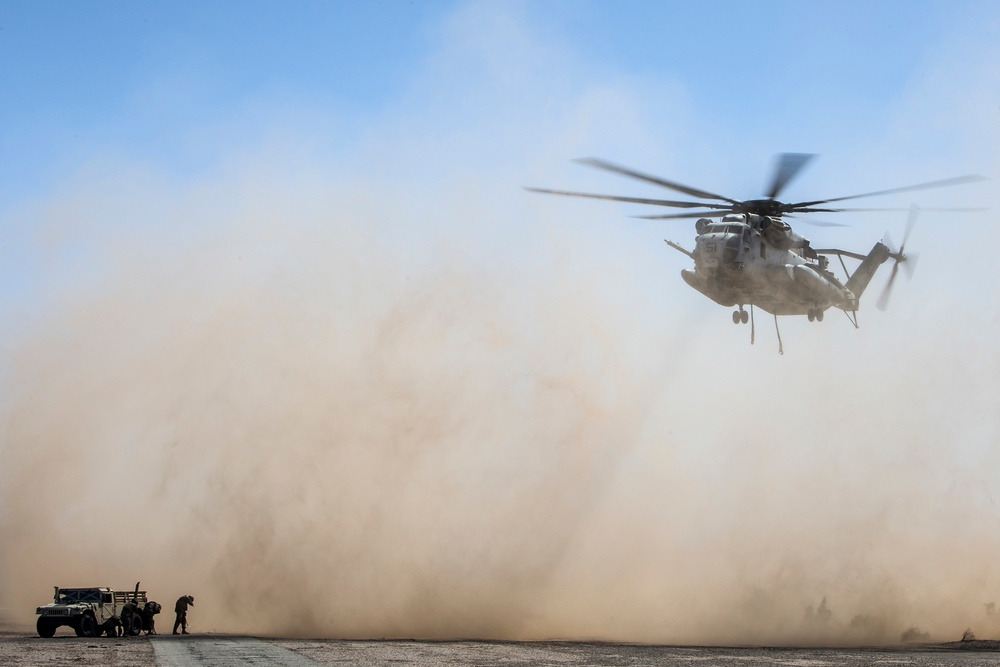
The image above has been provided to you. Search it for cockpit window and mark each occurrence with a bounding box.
[705,224,745,234]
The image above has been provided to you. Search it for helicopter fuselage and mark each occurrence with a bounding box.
[679,214,862,317]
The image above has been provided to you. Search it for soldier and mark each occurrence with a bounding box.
[120,599,140,636]
[142,600,162,635]
[172,595,194,635]
[99,615,123,637]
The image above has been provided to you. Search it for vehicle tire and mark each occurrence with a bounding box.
[126,611,143,636]
[36,617,57,638]
[75,612,97,638]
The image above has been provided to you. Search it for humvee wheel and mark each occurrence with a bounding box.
[75,612,97,637]
[36,617,56,638]
[125,612,143,636]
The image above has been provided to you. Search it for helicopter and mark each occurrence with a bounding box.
[526,154,983,352]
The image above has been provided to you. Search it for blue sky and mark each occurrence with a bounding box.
[2,0,995,204]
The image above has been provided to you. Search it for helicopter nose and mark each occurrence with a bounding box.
[697,233,740,266]
[696,238,718,267]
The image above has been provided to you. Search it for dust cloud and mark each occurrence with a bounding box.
[2,2,1000,647]
[0,147,674,639]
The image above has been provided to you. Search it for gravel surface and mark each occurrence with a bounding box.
[271,639,1000,667]
[0,631,153,667]
[1,631,998,666]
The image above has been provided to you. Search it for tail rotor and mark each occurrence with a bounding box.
[876,205,919,311]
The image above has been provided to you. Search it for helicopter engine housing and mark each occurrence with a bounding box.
[758,216,808,250]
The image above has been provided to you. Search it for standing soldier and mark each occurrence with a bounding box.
[172,595,194,635]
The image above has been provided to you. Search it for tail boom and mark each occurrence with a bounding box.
[841,241,891,310]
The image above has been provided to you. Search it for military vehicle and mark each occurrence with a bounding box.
[527,155,983,352]
[35,583,148,637]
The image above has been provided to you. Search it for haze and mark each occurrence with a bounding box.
[1,1,998,645]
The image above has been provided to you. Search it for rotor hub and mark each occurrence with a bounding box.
[738,199,785,218]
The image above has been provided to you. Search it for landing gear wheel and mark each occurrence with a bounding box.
[732,310,741,324]
[75,612,97,638]
[816,309,824,322]
[37,617,56,638]
[807,310,815,322]
[740,309,749,324]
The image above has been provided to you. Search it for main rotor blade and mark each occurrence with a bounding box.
[787,205,986,213]
[634,209,735,220]
[785,214,848,228]
[522,187,728,209]
[765,153,815,200]
[575,158,741,204]
[788,174,986,209]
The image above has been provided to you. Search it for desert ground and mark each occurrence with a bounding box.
[1,631,999,667]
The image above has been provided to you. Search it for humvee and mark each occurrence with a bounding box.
[35,585,148,637]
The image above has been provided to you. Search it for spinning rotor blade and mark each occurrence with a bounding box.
[897,205,920,279]
[790,206,986,213]
[788,174,986,210]
[901,204,919,245]
[527,155,984,237]
[876,263,901,311]
[876,205,920,312]
[765,153,815,200]
[634,210,734,220]
[575,158,741,204]
[785,214,848,228]
[901,251,919,279]
[522,187,729,209]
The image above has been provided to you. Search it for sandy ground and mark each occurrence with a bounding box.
[0,631,153,667]
[1,631,999,666]
[269,639,1000,666]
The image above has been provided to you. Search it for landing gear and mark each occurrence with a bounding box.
[807,308,825,322]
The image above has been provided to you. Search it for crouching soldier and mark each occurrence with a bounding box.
[99,616,123,637]
[173,595,194,635]
[120,599,142,636]
[142,601,162,635]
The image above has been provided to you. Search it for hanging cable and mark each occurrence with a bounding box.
[773,314,784,355]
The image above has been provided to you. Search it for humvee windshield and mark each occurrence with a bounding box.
[56,589,102,604]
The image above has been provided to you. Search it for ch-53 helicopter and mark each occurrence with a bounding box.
[526,154,983,352]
